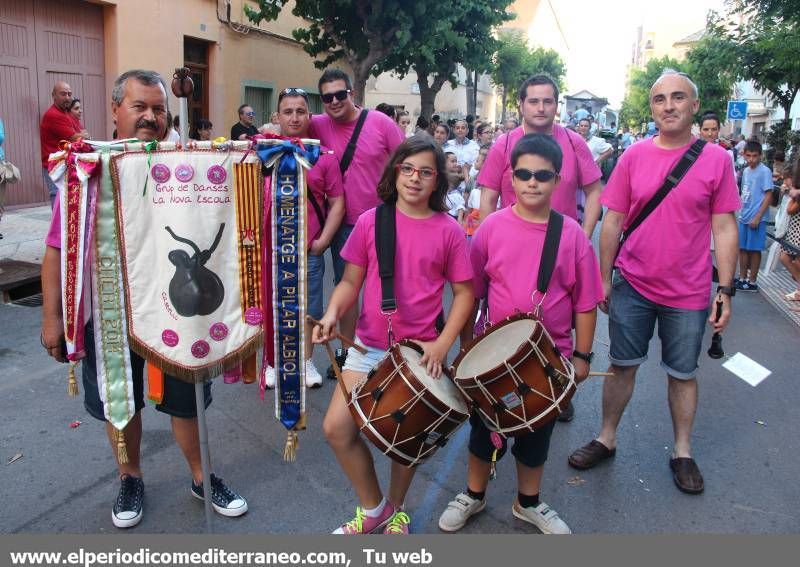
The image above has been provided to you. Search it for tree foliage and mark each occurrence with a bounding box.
[245,0,418,105]
[704,0,800,155]
[684,35,738,123]
[490,29,566,121]
[375,1,513,121]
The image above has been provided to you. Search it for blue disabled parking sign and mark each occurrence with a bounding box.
[727,101,748,121]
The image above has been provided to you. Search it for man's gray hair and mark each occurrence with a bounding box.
[111,69,169,110]
[656,68,699,98]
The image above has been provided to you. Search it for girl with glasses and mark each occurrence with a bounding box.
[312,135,475,535]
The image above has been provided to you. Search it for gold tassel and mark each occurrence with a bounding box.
[283,431,298,462]
[116,428,129,464]
[67,363,79,397]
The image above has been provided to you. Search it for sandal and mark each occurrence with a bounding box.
[784,290,800,301]
[669,457,704,494]
[568,440,616,470]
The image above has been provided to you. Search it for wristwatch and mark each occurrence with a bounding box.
[716,285,736,297]
[572,350,594,363]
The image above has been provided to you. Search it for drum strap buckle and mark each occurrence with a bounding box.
[530,291,547,320]
[382,309,397,346]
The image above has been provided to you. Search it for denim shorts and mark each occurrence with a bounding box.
[341,337,387,374]
[307,252,325,320]
[738,221,767,251]
[608,274,709,380]
[468,412,556,469]
[82,323,212,420]
[330,223,355,284]
[42,167,58,207]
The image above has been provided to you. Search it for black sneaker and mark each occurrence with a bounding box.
[191,474,248,517]
[557,400,575,422]
[326,347,348,380]
[112,474,144,528]
[741,282,759,292]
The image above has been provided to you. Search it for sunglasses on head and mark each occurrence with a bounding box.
[321,89,351,104]
[279,87,308,102]
[513,168,557,182]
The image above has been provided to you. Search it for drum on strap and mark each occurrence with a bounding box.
[349,340,469,467]
[452,313,575,436]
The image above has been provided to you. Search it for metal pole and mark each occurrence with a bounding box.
[194,381,214,532]
[172,67,213,532]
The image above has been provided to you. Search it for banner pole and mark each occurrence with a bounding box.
[172,67,214,533]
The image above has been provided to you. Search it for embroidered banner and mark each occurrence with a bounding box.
[233,162,264,323]
[49,143,98,361]
[110,148,263,382]
[257,139,320,433]
[92,151,136,431]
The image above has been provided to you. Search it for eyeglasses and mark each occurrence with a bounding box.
[244,112,256,117]
[513,168,557,182]
[321,89,351,104]
[396,163,437,180]
[279,87,308,102]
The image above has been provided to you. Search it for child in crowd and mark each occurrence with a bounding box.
[438,134,603,535]
[313,135,474,535]
[465,144,491,239]
[445,151,466,224]
[779,162,800,301]
[736,140,773,292]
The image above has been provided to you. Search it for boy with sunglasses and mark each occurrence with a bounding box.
[438,134,603,535]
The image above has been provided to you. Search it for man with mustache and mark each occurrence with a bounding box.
[568,70,740,495]
[40,70,247,528]
[40,81,90,206]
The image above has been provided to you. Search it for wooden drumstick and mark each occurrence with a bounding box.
[305,316,368,355]
[323,341,350,399]
[588,371,615,377]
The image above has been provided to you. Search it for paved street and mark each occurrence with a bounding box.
[1,207,799,535]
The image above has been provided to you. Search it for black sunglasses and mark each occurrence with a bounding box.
[513,168,557,182]
[321,89,351,104]
[279,87,308,102]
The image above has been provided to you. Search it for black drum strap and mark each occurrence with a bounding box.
[537,210,564,294]
[375,203,397,312]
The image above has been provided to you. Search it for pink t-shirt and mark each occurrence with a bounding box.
[471,207,604,355]
[602,137,740,309]
[265,148,344,248]
[341,207,473,350]
[310,110,405,225]
[45,195,62,248]
[477,124,601,220]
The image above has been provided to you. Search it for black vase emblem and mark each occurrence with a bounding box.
[165,223,225,317]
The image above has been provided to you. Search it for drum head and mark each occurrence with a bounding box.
[398,345,468,414]
[455,318,538,379]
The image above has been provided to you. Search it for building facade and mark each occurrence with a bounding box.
[1,0,331,208]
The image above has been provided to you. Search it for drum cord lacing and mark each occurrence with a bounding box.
[353,358,457,464]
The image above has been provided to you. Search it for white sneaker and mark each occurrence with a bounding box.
[305,363,323,388]
[438,492,486,532]
[512,500,571,534]
[264,365,276,389]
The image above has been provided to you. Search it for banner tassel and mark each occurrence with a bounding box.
[116,428,129,464]
[67,363,79,397]
[283,414,307,462]
[283,431,298,462]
